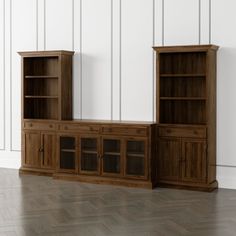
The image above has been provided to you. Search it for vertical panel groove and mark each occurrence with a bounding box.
[36,0,38,50]
[44,0,46,50]
[152,0,155,121]
[209,0,211,43]
[72,0,74,51]
[1,0,6,150]
[199,0,201,44]
[111,0,113,120]
[80,0,82,119]
[119,0,122,120]
[162,0,164,46]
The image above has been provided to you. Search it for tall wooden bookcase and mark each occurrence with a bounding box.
[19,51,74,120]
[19,51,74,175]
[153,45,219,191]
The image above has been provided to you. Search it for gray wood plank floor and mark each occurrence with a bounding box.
[0,168,236,236]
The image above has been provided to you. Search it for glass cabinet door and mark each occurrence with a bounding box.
[125,140,147,179]
[59,136,77,173]
[80,137,99,173]
[102,139,121,176]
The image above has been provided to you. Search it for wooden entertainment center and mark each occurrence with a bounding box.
[19,45,219,191]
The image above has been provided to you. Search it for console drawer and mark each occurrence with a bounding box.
[101,126,148,136]
[59,124,100,133]
[23,121,56,131]
[158,127,206,138]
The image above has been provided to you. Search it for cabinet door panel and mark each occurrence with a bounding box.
[182,139,206,183]
[79,137,99,174]
[158,138,181,181]
[102,138,121,176]
[23,131,41,168]
[41,133,56,169]
[59,136,77,173]
[125,139,147,179]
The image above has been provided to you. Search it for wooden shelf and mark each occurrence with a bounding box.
[104,152,120,156]
[160,97,206,101]
[160,74,205,77]
[61,149,76,153]
[25,75,58,79]
[127,153,144,158]
[82,150,98,155]
[24,96,58,99]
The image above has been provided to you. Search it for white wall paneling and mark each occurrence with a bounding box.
[81,0,112,120]
[200,0,210,44]
[112,0,121,120]
[0,0,5,150]
[164,0,199,45]
[211,0,236,188]
[73,0,81,119]
[121,0,154,121]
[11,0,37,151]
[45,0,73,50]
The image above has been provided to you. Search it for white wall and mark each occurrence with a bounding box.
[0,0,236,189]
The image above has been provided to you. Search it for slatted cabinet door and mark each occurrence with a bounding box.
[22,131,41,168]
[157,137,181,181]
[41,132,56,170]
[181,139,207,183]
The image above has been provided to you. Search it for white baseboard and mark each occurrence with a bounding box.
[217,166,236,189]
[0,151,21,169]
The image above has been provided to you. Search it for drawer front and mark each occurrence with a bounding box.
[59,124,100,134]
[101,126,148,137]
[24,121,56,131]
[159,127,206,138]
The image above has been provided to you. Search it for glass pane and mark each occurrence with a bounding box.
[81,153,98,171]
[60,151,75,169]
[81,138,97,151]
[103,139,120,174]
[60,137,75,150]
[126,140,145,176]
[103,139,120,153]
[127,141,144,155]
[126,156,144,176]
[80,138,98,172]
[103,154,120,173]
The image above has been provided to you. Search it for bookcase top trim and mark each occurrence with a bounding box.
[153,44,219,53]
[18,50,75,57]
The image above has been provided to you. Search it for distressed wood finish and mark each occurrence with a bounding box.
[153,45,219,191]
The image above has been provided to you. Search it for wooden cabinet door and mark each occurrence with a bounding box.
[79,136,100,175]
[101,137,122,176]
[157,137,181,181]
[41,133,56,170]
[22,131,41,168]
[124,138,148,179]
[181,139,207,183]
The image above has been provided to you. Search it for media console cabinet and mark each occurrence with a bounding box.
[19,45,218,191]
[21,119,157,188]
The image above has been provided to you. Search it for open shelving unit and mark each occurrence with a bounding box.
[19,51,74,120]
[157,51,208,125]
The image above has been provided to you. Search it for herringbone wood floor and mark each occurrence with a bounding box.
[0,168,236,236]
